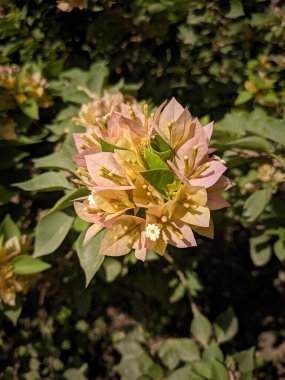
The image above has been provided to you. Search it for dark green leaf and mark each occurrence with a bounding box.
[44,60,65,78]
[0,185,15,206]
[151,135,173,160]
[141,169,174,195]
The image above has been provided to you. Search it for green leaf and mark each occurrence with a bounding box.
[274,239,285,262]
[141,169,174,195]
[150,135,173,160]
[73,217,90,233]
[115,338,164,379]
[214,307,239,344]
[214,111,246,136]
[0,185,15,206]
[151,147,173,161]
[88,61,109,95]
[179,25,197,45]
[44,60,65,78]
[0,145,25,169]
[249,234,272,266]
[233,347,255,377]
[63,368,88,380]
[33,151,77,174]
[102,258,122,282]
[158,338,200,370]
[217,136,271,152]
[210,359,229,380]
[13,172,74,192]
[56,105,80,122]
[144,148,168,170]
[60,68,90,104]
[0,214,21,240]
[11,255,51,275]
[169,365,202,380]
[2,296,22,326]
[20,98,39,119]
[45,188,89,216]
[225,0,245,18]
[59,62,108,104]
[234,91,253,105]
[191,311,212,347]
[170,282,185,303]
[34,211,74,257]
[243,188,272,221]
[248,116,285,148]
[76,228,107,286]
[203,340,224,362]
[191,361,212,379]
[99,138,128,153]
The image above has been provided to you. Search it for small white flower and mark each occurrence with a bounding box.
[145,224,161,241]
[213,155,226,164]
[88,194,96,206]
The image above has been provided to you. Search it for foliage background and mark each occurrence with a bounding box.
[0,0,285,379]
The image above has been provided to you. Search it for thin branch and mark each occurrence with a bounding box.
[164,251,198,316]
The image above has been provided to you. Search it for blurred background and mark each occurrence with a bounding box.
[0,1,285,379]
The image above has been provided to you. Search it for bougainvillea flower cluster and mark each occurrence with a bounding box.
[0,237,31,306]
[73,96,232,261]
[0,64,53,110]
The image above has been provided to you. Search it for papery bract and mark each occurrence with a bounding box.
[72,96,233,261]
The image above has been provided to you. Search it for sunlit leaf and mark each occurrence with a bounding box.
[144,148,168,169]
[11,255,51,275]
